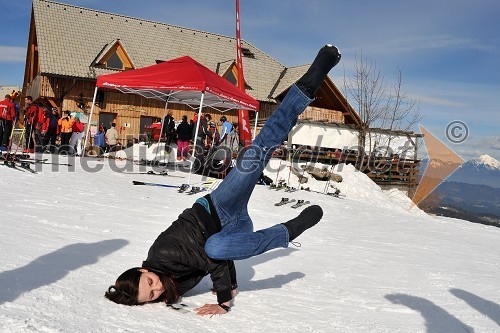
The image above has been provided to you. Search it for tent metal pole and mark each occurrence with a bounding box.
[188,91,205,185]
[83,87,98,156]
[252,111,259,140]
[163,100,170,163]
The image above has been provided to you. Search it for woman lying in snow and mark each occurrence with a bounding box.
[105,44,341,316]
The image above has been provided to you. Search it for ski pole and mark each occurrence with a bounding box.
[275,155,283,184]
[26,121,34,154]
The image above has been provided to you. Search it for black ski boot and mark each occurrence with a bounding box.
[296,44,341,98]
[283,205,323,241]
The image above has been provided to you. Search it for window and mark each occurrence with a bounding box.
[241,47,255,59]
[106,51,124,70]
[225,71,237,85]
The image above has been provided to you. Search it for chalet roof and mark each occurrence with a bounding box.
[272,64,309,97]
[32,0,290,102]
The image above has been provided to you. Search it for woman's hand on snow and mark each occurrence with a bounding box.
[194,303,229,316]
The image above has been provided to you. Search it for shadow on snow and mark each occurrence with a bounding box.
[0,239,128,304]
[385,290,500,333]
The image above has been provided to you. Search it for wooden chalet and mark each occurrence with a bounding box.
[22,0,420,193]
[23,0,359,140]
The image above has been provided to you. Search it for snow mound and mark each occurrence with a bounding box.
[264,160,425,215]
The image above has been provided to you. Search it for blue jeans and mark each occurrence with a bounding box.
[205,84,313,260]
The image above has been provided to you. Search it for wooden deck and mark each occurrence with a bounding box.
[284,148,421,194]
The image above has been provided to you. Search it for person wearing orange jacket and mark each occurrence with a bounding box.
[42,108,60,153]
[58,110,74,153]
[0,94,16,149]
[23,96,39,153]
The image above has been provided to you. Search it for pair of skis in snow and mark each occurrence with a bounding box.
[132,179,220,194]
[0,153,44,173]
[300,186,345,199]
[269,181,287,191]
[122,170,185,178]
[274,198,310,208]
[0,160,37,173]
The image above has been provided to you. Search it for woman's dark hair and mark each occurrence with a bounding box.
[105,267,179,306]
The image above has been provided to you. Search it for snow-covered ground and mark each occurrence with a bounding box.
[1,151,499,332]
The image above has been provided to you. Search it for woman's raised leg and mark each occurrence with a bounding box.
[210,45,341,227]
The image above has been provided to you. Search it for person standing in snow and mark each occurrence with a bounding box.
[58,110,74,153]
[93,126,106,156]
[219,115,233,146]
[162,111,176,147]
[105,44,341,316]
[69,116,85,156]
[105,122,119,152]
[42,108,60,153]
[175,115,191,161]
[0,94,16,149]
[23,96,38,153]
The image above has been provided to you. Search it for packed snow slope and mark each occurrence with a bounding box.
[0,153,499,333]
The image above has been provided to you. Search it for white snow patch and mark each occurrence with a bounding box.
[0,155,499,332]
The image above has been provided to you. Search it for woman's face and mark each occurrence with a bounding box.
[137,269,164,303]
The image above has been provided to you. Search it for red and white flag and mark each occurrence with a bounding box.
[235,0,253,146]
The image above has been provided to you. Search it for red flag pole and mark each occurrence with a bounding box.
[235,0,253,146]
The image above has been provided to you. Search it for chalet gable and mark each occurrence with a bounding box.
[220,61,253,91]
[91,39,135,71]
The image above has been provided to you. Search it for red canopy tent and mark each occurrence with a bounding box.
[83,56,259,181]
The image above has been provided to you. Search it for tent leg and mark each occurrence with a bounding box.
[155,101,169,163]
[252,111,259,140]
[188,91,205,185]
[83,87,98,157]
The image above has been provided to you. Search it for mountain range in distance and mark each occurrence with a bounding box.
[417,154,500,227]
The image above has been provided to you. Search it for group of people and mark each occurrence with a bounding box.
[23,98,86,155]
[159,111,239,161]
[0,93,118,156]
[93,123,119,156]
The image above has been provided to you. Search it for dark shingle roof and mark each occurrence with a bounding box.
[33,0,296,102]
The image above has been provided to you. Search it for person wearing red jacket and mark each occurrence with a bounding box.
[69,116,85,156]
[0,94,16,149]
[23,96,38,153]
[42,108,60,153]
[34,105,46,150]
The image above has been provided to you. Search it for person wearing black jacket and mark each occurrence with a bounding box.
[176,115,192,160]
[162,111,176,147]
[105,44,341,316]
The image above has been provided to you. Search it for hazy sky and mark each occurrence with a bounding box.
[1,0,499,160]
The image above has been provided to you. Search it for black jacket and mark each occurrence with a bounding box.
[162,115,175,134]
[176,120,192,141]
[142,195,237,304]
